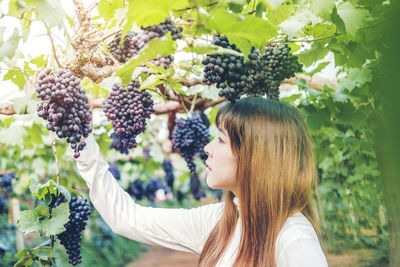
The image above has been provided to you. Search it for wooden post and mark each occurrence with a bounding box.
[10,198,24,251]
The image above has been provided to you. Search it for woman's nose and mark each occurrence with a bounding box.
[204,142,211,157]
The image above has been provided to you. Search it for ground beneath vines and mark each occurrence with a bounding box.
[127,246,387,267]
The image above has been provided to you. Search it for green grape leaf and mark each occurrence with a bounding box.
[308,23,336,39]
[255,2,266,18]
[11,96,30,114]
[310,0,335,17]
[207,9,277,56]
[339,67,372,91]
[116,36,177,86]
[30,55,46,68]
[17,210,42,235]
[0,123,27,146]
[307,61,330,76]
[265,2,296,26]
[81,77,109,97]
[335,102,366,127]
[303,106,331,131]
[14,255,34,267]
[139,74,165,90]
[297,42,329,67]
[1,117,15,128]
[35,206,49,218]
[279,8,314,40]
[336,1,369,37]
[97,0,124,21]
[28,179,72,201]
[43,202,69,236]
[3,70,26,89]
[280,93,302,104]
[330,6,346,34]
[228,2,243,13]
[0,27,20,59]
[263,0,284,8]
[23,0,65,28]
[8,0,27,16]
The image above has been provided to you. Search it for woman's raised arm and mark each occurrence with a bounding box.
[71,134,223,253]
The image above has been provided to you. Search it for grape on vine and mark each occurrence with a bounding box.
[35,68,92,159]
[103,80,154,153]
[49,194,91,265]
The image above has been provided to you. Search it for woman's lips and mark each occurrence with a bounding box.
[206,161,212,171]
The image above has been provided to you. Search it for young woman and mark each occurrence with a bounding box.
[71,97,328,266]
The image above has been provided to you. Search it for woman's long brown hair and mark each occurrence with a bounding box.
[198,97,322,266]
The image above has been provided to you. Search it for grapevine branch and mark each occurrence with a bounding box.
[46,23,62,68]
[50,132,60,184]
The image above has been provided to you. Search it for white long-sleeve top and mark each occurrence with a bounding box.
[71,134,328,266]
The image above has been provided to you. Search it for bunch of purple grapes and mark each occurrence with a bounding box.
[35,68,92,159]
[127,178,171,202]
[103,80,154,153]
[171,113,210,200]
[107,31,138,63]
[0,172,15,193]
[190,174,206,200]
[141,18,183,41]
[171,113,210,175]
[162,159,175,192]
[127,180,145,200]
[50,194,91,265]
[108,18,182,64]
[202,36,302,101]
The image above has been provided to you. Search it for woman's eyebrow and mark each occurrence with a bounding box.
[218,128,227,136]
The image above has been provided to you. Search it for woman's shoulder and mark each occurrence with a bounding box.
[276,212,320,249]
[275,212,328,266]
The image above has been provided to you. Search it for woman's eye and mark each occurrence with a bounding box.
[218,137,224,143]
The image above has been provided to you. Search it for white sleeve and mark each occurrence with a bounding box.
[276,236,328,267]
[70,134,223,253]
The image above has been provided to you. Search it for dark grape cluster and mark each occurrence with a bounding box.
[107,31,138,63]
[202,35,247,102]
[176,190,184,203]
[127,178,171,202]
[109,132,129,154]
[35,68,92,159]
[50,194,91,265]
[171,113,209,200]
[108,18,182,64]
[171,113,210,175]
[0,172,15,193]
[254,43,303,99]
[162,159,175,191]
[108,163,121,180]
[127,179,145,200]
[141,18,183,41]
[202,36,302,101]
[0,194,7,213]
[190,174,206,201]
[103,80,154,153]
